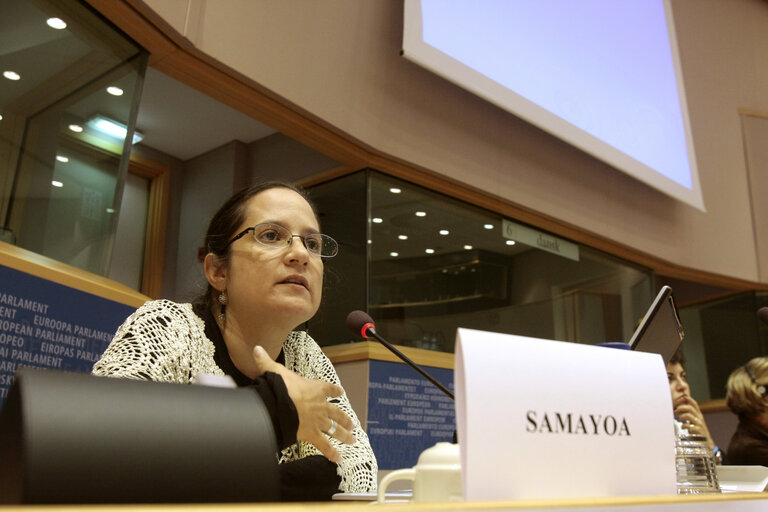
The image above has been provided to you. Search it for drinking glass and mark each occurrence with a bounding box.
[675,434,720,494]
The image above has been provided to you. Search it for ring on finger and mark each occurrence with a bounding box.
[326,418,337,436]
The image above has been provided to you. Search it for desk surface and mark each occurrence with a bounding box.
[3,493,768,512]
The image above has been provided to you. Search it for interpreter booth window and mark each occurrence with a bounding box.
[678,291,768,400]
[0,0,147,278]
[307,170,654,352]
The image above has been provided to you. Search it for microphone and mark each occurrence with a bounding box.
[346,310,455,401]
[759,307,768,327]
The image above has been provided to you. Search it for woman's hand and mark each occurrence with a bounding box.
[251,345,356,463]
[674,394,714,449]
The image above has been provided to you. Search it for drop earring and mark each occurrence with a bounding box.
[217,291,228,324]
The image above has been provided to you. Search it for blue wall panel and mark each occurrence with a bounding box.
[367,359,455,469]
[0,265,134,409]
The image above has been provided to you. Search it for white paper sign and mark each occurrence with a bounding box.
[455,328,676,501]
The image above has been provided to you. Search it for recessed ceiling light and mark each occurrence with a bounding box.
[425,248,435,254]
[484,223,494,229]
[415,211,426,217]
[106,86,123,96]
[439,229,449,235]
[398,235,408,240]
[51,180,63,188]
[389,252,399,257]
[46,17,67,29]
[506,240,516,246]
[3,71,21,81]
[0,114,3,121]
[367,239,372,244]
[372,217,383,224]
[464,245,473,250]
[68,124,83,133]
[56,155,69,163]
[389,187,401,194]
[106,208,115,214]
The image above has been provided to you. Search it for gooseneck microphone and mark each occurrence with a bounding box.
[759,307,768,328]
[346,310,455,401]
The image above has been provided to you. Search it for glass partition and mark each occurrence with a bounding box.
[304,172,368,343]
[1,0,146,275]
[679,291,768,400]
[308,170,654,351]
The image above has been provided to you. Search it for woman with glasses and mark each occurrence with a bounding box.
[93,182,377,500]
[725,356,768,466]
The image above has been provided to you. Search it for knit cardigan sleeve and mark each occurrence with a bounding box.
[280,331,378,493]
[92,299,223,382]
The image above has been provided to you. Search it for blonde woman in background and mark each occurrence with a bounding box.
[726,356,768,466]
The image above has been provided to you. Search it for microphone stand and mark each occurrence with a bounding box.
[366,327,455,401]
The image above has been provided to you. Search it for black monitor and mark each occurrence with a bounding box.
[628,285,685,365]
[0,367,280,504]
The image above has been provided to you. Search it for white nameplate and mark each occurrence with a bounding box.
[455,328,675,501]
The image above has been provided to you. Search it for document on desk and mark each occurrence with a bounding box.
[455,328,676,501]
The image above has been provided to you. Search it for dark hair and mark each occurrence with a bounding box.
[195,181,319,309]
[669,348,686,367]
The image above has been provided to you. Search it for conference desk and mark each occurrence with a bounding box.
[2,493,768,512]
[1,245,764,510]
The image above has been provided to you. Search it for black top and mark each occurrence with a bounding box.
[192,303,341,501]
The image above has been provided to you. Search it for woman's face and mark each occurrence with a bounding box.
[223,187,324,328]
[667,362,690,403]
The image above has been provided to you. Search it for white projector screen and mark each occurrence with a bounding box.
[403,0,705,211]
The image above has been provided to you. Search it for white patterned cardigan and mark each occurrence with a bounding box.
[92,299,378,493]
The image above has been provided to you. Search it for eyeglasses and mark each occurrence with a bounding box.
[224,222,339,258]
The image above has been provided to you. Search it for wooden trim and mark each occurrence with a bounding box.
[85,0,768,292]
[128,156,169,298]
[700,398,730,414]
[294,164,364,188]
[0,241,148,307]
[738,109,768,121]
[323,341,455,370]
[0,489,764,511]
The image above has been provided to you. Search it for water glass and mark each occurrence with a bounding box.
[675,434,720,494]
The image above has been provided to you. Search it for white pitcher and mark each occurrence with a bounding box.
[377,442,462,503]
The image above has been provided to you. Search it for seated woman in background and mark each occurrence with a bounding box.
[667,349,724,463]
[93,182,377,500]
[725,356,768,466]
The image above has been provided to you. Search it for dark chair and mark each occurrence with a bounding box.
[0,367,279,504]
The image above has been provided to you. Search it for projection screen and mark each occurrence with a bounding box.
[402,0,704,211]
